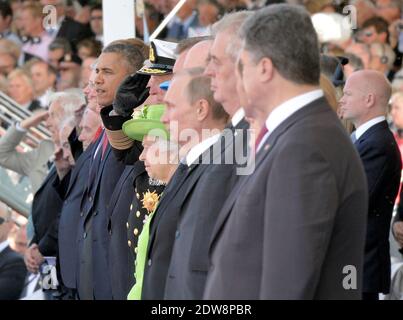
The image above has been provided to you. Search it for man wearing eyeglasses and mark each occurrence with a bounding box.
[0,203,27,300]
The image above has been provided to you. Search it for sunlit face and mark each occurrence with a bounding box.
[30,62,55,94]
[7,75,34,105]
[45,100,64,143]
[162,75,199,146]
[205,32,237,108]
[197,3,219,27]
[0,54,16,76]
[90,9,103,36]
[20,9,41,35]
[339,76,367,122]
[78,107,101,150]
[94,52,130,108]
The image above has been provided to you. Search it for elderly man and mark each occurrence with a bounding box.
[204,4,368,300]
[23,91,86,278]
[0,203,27,300]
[163,11,253,300]
[340,70,402,300]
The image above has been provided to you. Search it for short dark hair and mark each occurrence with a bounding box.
[240,4,320,85]
[77,38,103,58]
[362,16,389,40]
[103,39,148,74]
[0,1,12,19]
[49,37,72,54]
[90,3,102,13]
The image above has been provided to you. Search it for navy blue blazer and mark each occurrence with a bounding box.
[77,133,126,299]
[0,246,27,300]
[56,142,94,290]
[355,120,402,293]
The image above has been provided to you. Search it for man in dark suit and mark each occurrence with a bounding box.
[164,11,252,300]
[42,0,93,51]
[54,126,96,299]
[0,203,27,300]
[340,70,402,300]
[76,40,147,300]
[141,67,229,300]
[204,4,368,300]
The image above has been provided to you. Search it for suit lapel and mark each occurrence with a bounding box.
[209,97,329,251]
[355,120,389,147]
[64,143,94,198]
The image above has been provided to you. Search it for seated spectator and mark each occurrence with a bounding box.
[345,42,372,68]
[89,4,103,44]
[0,39,20,79]
[166,0,200,41]
[40,0,94,51]
[368,42,396,80]
[188,0,223,37]
[359,16,390,44]
[10,225,28,256]
[20,2,53,63]
[374,0,401,25]
[344,53,364,77]
[0,1,21,46]
[56,54,82,91]
[77,38,102,61]
[26,59,57,108]
[7,69,41,112]
[48,38,73,71]
[0,202,27,300]
[79,57,97,89]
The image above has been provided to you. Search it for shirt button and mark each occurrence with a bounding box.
[89,196,93,202]
[80,212,84,217]
[126,222,129,229]
[134,247,138,254]
[136,211,140,218]
[83,232,87,239]
[136,193,140,199]
[134,228,138,236]
[175,230,180,239]
[130,204,133,211]
[148,259,152,266]
[128,240,132,247]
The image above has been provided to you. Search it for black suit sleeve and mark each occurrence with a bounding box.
[0,253,27,300]
[37,173,70,256]
[357,140,391,214]
[100,106,143,165]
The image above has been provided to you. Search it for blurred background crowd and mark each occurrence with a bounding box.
[1,0,403,300]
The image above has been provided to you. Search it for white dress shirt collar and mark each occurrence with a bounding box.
[0,240,9,254]
[355,116,386,140]
[231,108,245,127]
[185,134,221,166]
[257,89,324,151]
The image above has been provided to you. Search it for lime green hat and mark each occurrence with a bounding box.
[122,104,169,142]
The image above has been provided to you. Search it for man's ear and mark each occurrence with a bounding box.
[366,93,376,109]
[258,57,274,83]
[196,99,209,121]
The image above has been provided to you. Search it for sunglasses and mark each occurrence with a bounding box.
[0,217,6,225]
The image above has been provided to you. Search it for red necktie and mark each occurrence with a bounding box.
[255,125,269,153]
[101,133,109,159]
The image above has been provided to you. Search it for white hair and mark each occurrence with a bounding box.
[47,89,86,119]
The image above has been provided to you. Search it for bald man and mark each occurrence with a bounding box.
[340,70,402,300]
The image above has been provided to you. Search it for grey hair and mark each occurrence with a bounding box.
[239,4,320,85]
[102,41,147,74]
[211,11,253,62]
[48,89,86,119]
[370,42,396,69]
[59,116,76,134]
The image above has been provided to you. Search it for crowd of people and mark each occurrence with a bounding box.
[1,0,403,301]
